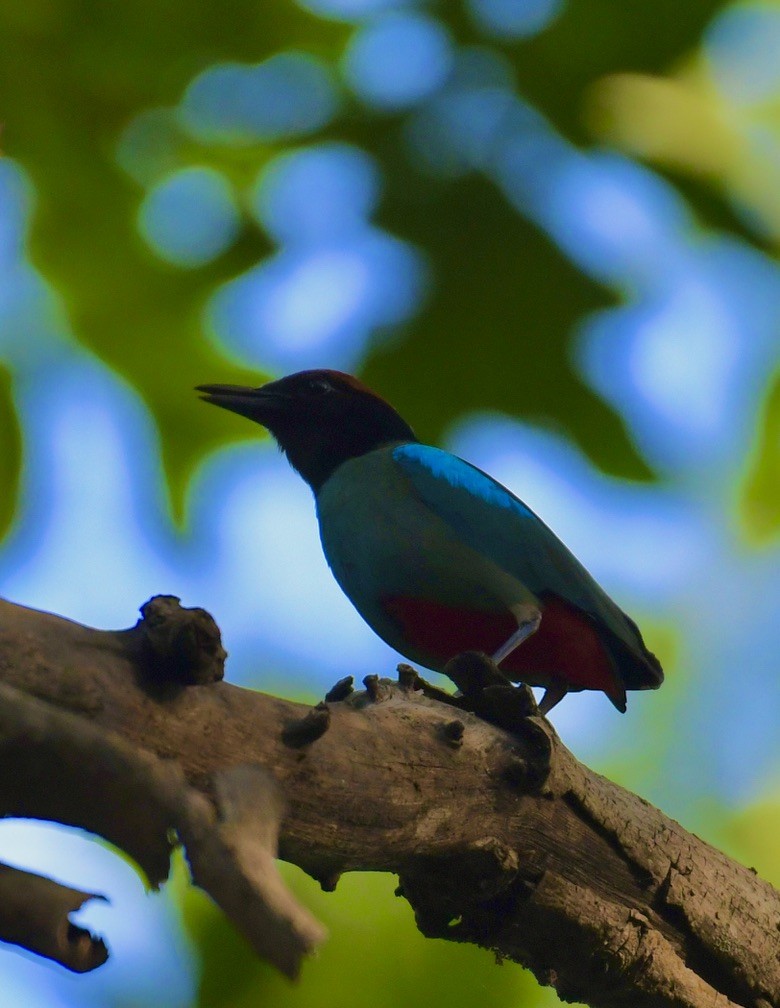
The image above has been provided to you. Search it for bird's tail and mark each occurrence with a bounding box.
[607,617,664,691]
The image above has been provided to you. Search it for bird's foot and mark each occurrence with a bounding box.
[443,651,539,734]
[397,654,541,736]
[443,650,511,695]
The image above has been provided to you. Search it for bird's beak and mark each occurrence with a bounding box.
[196,383,289,425]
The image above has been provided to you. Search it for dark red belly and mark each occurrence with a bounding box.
[382,593,621,697]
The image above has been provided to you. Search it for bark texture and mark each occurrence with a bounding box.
[0,595,777,1008]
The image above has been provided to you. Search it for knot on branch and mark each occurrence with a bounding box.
[441,719,465,747]
[396,663,421,691]
[134,595,226,686]
[341,675,397,708]
[282,702,331,749]
[399,837,521,937]
[324,676,354,702]
[501,719,553,793]
[363,674,393,702]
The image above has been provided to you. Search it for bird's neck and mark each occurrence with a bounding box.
[280,428,417,494]
[267,395,417,492]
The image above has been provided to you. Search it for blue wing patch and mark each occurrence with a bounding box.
[393,443,534,519]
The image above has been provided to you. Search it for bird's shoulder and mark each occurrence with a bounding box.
[391,442,538,521]
[318,441,537,523]
[315,442,418,519]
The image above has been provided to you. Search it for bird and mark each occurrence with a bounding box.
[197,369,663,714]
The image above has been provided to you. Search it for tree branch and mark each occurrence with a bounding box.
[0,595,777,1008]
[0,862,107,972]
[0,608,324,979]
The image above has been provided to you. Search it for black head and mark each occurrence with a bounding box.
[197,369,417,491]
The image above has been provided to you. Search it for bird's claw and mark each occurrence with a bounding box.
[443,651,539,735]
[443,650,512,695]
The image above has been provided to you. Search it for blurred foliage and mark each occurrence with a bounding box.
[741,371,780,543]
[719,798,780,889]
[588,52,780,245]
[0,0,729,520]
[0,0,336,516]
[179,861,574,1008]
[362,171,642,474]
[0,366,21,540]
[586,7,780,539]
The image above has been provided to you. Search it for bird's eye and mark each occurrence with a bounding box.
[307,377,333,395]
